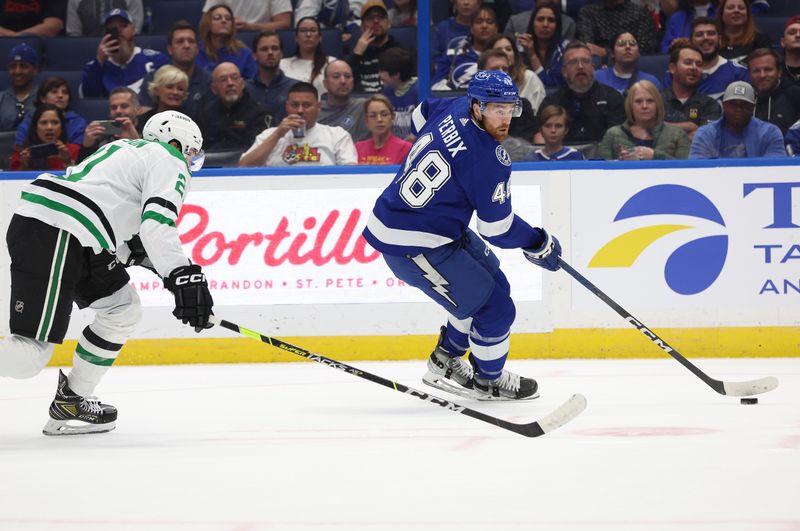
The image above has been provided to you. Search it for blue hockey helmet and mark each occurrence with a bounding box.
[467,70,522,117]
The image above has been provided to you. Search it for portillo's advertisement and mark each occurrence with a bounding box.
[127,186,544,306]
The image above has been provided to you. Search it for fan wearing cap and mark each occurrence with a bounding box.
[66,0,144,36]
[346,0,406,93]
[0,44,40,131]
[80,8,169,98]
[689,80,787,159]
[0,110,215,437]
[0,0,65,38]
[781,15,800,88]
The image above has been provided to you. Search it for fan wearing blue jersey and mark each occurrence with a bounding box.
[362,70,562,401]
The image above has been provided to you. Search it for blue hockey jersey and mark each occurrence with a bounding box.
[363,97,544,256]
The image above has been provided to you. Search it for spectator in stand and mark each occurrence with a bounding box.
[247,30,302,128]
[139,21,213,118]
[388,0,417,27]
[515,4,569,88]
[78,86,140,162]
[786,120,800,156]
[433,0,482,62]
[14,77,87,147]
[0,0,66,37]
[535,41,626,143]
[379,47,417,139]
[66,0,143,36]
[662,42,721,140]
[293,0,358,30]
[80,8,169,97]
[596,31,663,94]
[533,104,586,160]
[715,0,770,63]
[505,0,577,41]
[0,44,39,132]
[280,17,336,98]
[347,0,405,93]
[780,15,800,87]
[576,0,659,58]
[196,4,257,79]
[661,0,717,53]
[598,80,690,159]
[432,5,499,90]
[689,80,786,158]
[9,104,79,171]
[490,34,546,112]
[748,48,800,136]
[239,82,358,166]
[665,17,749,100]
[356,95,412,164]
[199,62,269,151]
[319,60,370,142]
[136,66,189,133]
[202,0,291,32]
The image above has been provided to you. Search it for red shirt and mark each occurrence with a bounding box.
[356,135,412,165]
[9,143,80,171]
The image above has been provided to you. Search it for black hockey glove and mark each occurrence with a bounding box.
[121,235,156,273]
[164,264,214,332]
[523,228,562,271]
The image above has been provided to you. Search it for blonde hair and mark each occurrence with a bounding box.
[625,80,665,125]
[363,94,395,115]
[148,65,189,104]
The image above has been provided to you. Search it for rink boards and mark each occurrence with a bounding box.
[0,159,798,363]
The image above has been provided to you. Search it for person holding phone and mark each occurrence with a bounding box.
[9,104,80,170]
[78,87,142,162]
[81,8,169,97]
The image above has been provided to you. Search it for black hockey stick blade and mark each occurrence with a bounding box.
[558,258,779,397]
[209,316,587,438]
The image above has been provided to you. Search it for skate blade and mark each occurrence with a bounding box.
[422,371,477,400]
[474,391,540,402]
[42,418,116,436]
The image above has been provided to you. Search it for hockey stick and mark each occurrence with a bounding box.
[558,258,779,397]
[209,315,587,438]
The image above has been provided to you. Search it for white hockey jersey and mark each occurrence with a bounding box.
[15,139,192,278]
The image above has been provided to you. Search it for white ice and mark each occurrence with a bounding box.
[1,357,799,531]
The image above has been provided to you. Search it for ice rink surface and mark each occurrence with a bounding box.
[1,357,799,531]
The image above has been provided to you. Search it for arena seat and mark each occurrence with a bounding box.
[71,98,111,122]
[203,149,245,168]
[638,54,669,80]
[755,17,789,42]
[45,37,98,70]
[762,0,798,17]
[136,34,169,54]
[0,37,44,71]
[389,27,417,50]
[0,131,16,170]
[149,0,204,34]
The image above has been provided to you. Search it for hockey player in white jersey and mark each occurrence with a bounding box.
[363,71,562,400]
[0,110,214,435]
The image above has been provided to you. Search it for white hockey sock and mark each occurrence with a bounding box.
[0,334,54,379]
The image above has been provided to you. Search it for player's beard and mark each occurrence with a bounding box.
[482,118,510,141]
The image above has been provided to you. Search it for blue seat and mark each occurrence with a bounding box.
[638,54,670,80]
[71,98,110,122]
[0,131,16,170]
[136,34,169,54]
[763,0,798,17]
[0,36,44,71]
[45,37,98,70]
[389,27,417,49]
[37,70,84,97]
[150,0,204,34]
[432,2,451,24]
[755,17,789,43]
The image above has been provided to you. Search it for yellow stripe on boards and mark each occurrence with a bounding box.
[38,327,800,367]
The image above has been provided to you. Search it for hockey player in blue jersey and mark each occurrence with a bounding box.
[362,70,562,400]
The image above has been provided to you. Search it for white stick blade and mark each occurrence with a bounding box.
[723,376,779,397]
[538,394,587,434]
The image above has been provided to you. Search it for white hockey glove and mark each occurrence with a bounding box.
[523,228,562,271]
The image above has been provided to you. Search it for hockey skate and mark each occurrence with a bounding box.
[472,367,540,401]
[422,327,475,399]
[42,370,117,436]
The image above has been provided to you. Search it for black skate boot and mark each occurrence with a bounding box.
[471,358,539,401]
[422,326,475,398]
[42,370,117,436]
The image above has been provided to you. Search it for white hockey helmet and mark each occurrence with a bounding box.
[142,110,205,171]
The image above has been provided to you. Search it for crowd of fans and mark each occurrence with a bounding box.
[1,0,799,170]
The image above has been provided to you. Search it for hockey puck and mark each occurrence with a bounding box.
[740,398,758,405]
